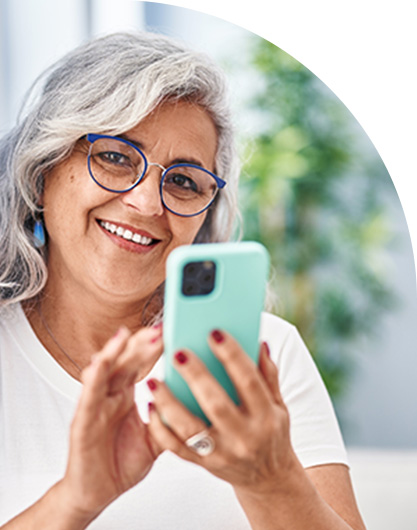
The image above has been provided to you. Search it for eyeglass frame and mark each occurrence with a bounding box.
[86,133,227,218]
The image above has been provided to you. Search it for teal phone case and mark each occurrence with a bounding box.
[163,241,269,424]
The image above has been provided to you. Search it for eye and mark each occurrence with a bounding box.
[97,151,132,167]
[166,172,199,192]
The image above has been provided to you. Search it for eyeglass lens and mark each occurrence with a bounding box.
[88,137,219,216]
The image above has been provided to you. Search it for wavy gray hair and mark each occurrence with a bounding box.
[0,31,241,308]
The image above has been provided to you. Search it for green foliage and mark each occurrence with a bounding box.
[239,37,398,399]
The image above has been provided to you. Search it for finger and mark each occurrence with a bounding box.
[144,406,164,459]
[170,349,243,432]
[78,328,131,413]
[258,341,283,405]
[147,402,201,464]
[146,378,207,441]
[105,382,137,422]
[114,325,163,375]
[207,330,272,415]
[97,326,132,366]
[109,326,163,394]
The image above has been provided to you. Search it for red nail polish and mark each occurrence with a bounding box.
[152,321,163,330]
[148,401,155,412]
[147,378,158,391]
[211,329,224,343]
[174,351,188,364]
[263,341,270,357]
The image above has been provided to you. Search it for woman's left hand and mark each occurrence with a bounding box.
[147,329,298,497]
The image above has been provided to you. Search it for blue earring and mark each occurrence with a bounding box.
[33,220,46,248]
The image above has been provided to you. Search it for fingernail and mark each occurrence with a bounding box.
[174,350,188,365]
[263,341,270,357]
[152,321,163,330]
[148,401,155,413]
[211,329,224,343]
[147,378,158,391]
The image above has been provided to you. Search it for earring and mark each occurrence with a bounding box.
[33,219,46,248]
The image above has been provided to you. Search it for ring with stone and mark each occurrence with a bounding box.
[185,430,215,456]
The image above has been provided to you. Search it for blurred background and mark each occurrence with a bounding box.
[1,1,416,527]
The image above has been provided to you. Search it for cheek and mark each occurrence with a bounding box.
[43,164,108,230]
[43,180,68,226]
[171,214,207,244]
[43,181,77,229]
[43,164,76,209]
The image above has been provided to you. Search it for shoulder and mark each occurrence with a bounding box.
[259,311,304,363]
[260,312,349,467]
[259,312,327,409]
[260,311,296,342]
[0,303,24,331]
[0,303,27,360]
[0,303,41,363]
[259,311,319,382]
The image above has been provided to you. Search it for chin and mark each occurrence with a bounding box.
[93,275,162,305]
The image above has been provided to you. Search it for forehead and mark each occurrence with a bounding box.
[124,100,218,164]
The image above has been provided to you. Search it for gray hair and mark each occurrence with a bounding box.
[0,31,241,308]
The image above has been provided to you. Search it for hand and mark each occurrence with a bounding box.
[147,330,298,497]
[107,322,163,394]
[61,325,163,520]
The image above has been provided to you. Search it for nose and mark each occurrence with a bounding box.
[120,165,165,216]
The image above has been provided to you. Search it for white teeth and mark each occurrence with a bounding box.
[100,221,153,246]
[104,222,117,233]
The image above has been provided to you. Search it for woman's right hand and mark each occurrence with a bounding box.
[59,325,163,523]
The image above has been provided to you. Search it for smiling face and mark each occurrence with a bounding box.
[42,100,218,309]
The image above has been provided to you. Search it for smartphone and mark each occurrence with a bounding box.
[163,241,269,423]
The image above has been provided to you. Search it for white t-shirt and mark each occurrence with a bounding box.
[0,304,348,528]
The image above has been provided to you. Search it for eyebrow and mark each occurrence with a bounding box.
[118,134,145,150]
[119,134,207,169]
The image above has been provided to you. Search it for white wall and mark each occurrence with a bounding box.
[0,0,146,131]
[1,0,87,131]
[348,448,417,529]
[338,197,417,448]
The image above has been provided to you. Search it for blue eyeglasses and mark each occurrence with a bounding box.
[86,134,226,217]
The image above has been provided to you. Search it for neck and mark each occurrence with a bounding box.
[24,279,162,380]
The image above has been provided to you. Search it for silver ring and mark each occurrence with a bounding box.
[185,430,215,456]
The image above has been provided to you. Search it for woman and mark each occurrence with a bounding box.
[0,32,366,529]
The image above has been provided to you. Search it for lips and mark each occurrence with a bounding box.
[98,220,160,246]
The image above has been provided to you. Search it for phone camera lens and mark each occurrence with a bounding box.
[182,260,216,296]
[184,263,197,277]
[184,283,196,294]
